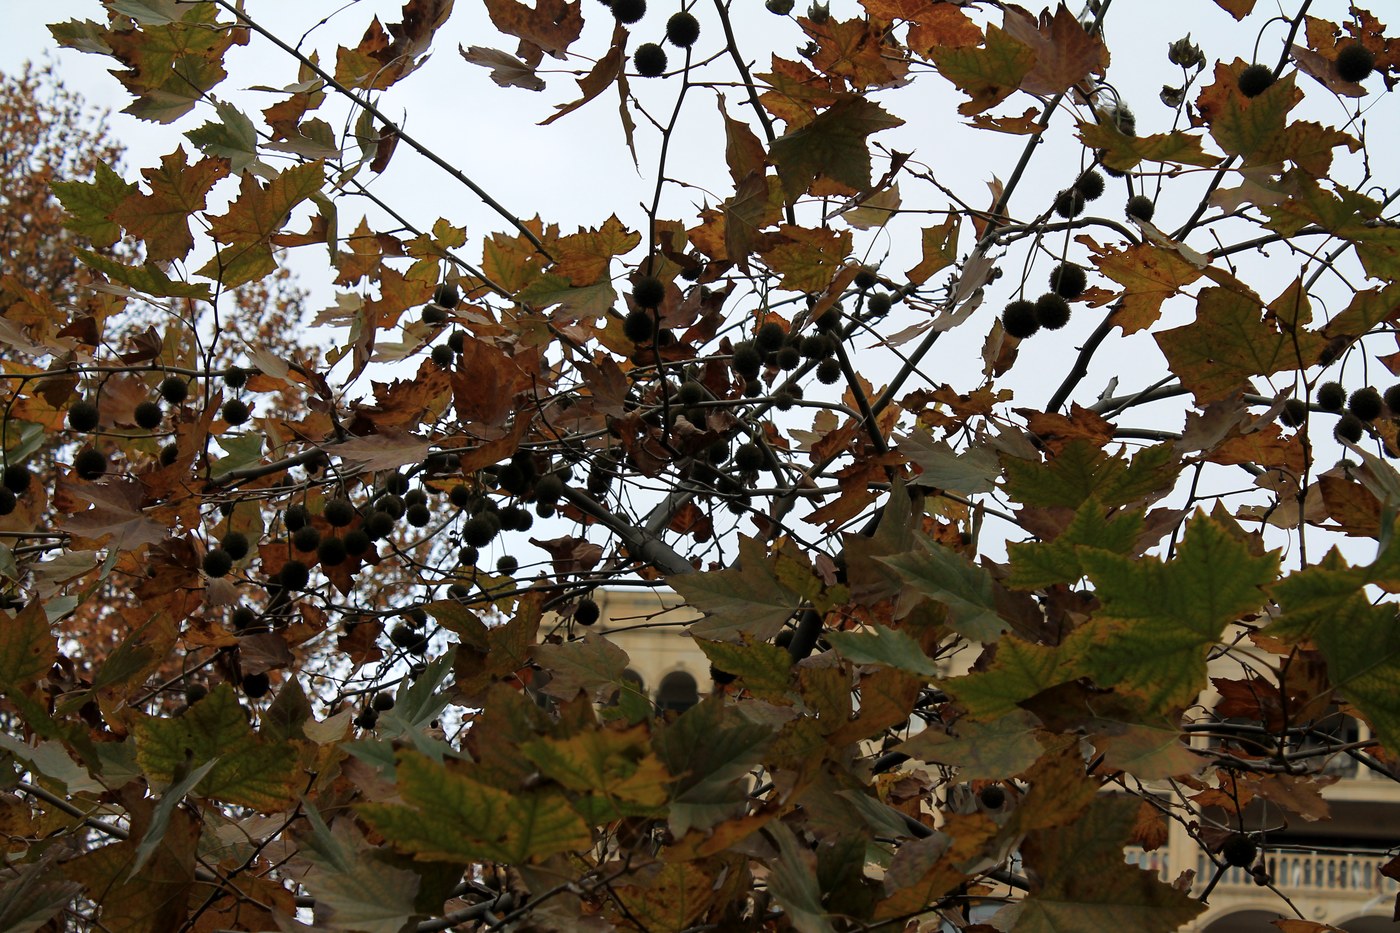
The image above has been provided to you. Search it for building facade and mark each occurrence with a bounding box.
[584,589,1399,930]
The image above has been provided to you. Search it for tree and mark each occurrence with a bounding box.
[0,0,1397,930]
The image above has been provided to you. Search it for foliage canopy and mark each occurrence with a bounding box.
[0,0,1398,930]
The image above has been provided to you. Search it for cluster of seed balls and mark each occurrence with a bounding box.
[1237,40,1374,97]
[37,368,253,505]
[1279,381,1400,444]
[599,0,700,79]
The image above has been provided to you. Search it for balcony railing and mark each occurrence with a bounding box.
[1126,846,1398,896]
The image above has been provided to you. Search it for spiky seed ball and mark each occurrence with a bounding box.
[1002,300,1039,339]
[1035,293,1072,330]
[536,501,556,518]
[497,554,519,575]
[222,399,250,425]
[1074,170,1106,201]
[221,532,249,561]
[1335,41,1375,83]
[449,485,475,510]
[364,509,395,540]
[756,321,785,351]
[1385,384,1400,413]
[1221,834,1258,868]
[158,376,189,404]
[462,516,497,548]
[634,42,668,76]
[224,366,248,389]
[734,442,764,472]
[203,548,233,578]
[242,672,270,699]
[623,308,654,344]
[633,275,665,308]
[431,344,454,368]
[317,536,347,567]
[185,683,208,705]
[390,623,417,648]
[867,292,893,316]
[1126,195,1155,222]
[459,545,479,566]
[677,380,705,406]
[1335,412,1365,443]
[422,305,448,325]
[1279,398,1308,428]
[447,582,470,601]
[534,473,564,503]
[666,10,700,47]
[1317,381,1347,411]
[377,494,405,520]
[372,691,395,712]
[406,503,431,527]
[776,346,801,370]
[230,606,257,631]
[743,378,763,398]
[766,0,794,12]
[285,504,309,532]
[774,390,796,411]
[447,331,466,353]
[800,335,830,360]
[979,785,1006,809]
[732,341,762,378]
[1049,263,1088,299]
[611,0,645,22]
[815,306,842,332]
[1349,386,1383,422]
[816,357,842,384]
[0,489,13,516]
[134,400,163,430]
[1055,188,1086,219]
[75,448,106,480]
[160,444,179,466]
[576,597,600,626]
[324,499,355,527]
[383,471,411,495]
[434,281,460,309]
[68,400,99,433]
[293,525,321,553]
[343,529,370,555]
[279,559,310,590]
[853,265,878,290]
[2,466,31,494]
[1238,63,1274,97]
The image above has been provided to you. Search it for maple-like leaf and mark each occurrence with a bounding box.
[670,536,817,641]
[297,806,423,933]
[759,225,853,292]
[925,24,1035,115]
[484,0,581,59]
[1011,796,1204,932]
[769,98,904,203]
[1074,510,1279,714]
[1001,3,1109,97]
[899,708,1043,779]
[880,534,1006,642]
[51,162,136,249]
[461,44,546,91]
[1090,243,1204,335]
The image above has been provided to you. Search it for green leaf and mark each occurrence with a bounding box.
[133,684,300,810]
[1076,511,1279,714]
[0,861,82,933]
[514,273,617,316]
[902,431,1000,495]
[825,625,940,677]
[298,804,422,933]
[695,638,794,700]
[671,535,807,641]
[534,634,630,700]
[1012,796,1204,932]
[926,24,1035,115]
[765,823,838,933]
[51,162,136,249]
[899,709,1044,780]
[359,752,593,864]
[77,249,212,300]
[1076,121,1218,171]
[1007,498,1145,590]
[946,639,1077,721]
[185,100,259,172]
[654,697,773,835]
[879,536,1006,642]
[1002,440,1179,511]
[520,725,671,816]
[1206,70,1297,166]
[769,98,904,203]
[129,758,218,880]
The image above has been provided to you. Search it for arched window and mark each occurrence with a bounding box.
[656,670,698,712]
